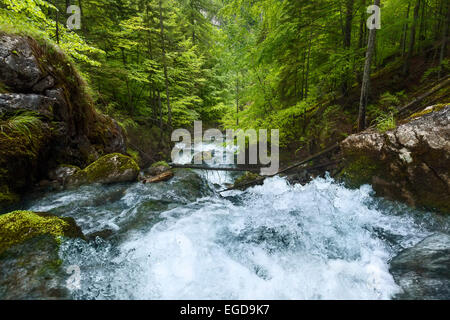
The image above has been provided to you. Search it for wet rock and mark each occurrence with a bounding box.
[86,229,115,241]
[0,234,71,300]
[0,93,56,118]
[233,172,263,189]
[48,165,80,183]
[66,153,140,187]
[390,233,450,300]
[0,35,43,92]
[340,105,450,213]
[144,161,171,176]
[0,210,84,254]
[0,210,84,299]
[0,33,127,202]
[172,169,210,200]
[32,75,55,93]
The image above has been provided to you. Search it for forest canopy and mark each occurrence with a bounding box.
[0,0,448,150]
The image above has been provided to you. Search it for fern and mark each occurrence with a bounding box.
[373,112,396,133]
[0,114,42,140]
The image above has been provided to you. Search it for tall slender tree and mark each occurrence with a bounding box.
[358,0,380,131]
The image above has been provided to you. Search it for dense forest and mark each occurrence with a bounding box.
[1,0,448,161]
[0,0,450,301]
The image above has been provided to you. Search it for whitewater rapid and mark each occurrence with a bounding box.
[22,143,447,300]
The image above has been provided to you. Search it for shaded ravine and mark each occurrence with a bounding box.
[8,143,450,299]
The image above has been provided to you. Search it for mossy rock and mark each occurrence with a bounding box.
[234,172,262,187]
[0,210,84,254]
[408,104,447,120]
[0,234,71,300]
[151,161,170,168]
[339,155,382,188]
[143,161,171,177]
[67,153,140,186]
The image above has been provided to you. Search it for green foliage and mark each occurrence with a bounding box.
[0,114,43,140]
[0,0,103,66]
[0,0,447,159]
[340,155,381,188]
[374,112,396,133]
[151,161,170,168]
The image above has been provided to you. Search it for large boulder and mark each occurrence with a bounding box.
[389,233,450,300]
[340,105,450,213]
[0,33,127,209]
[0,210,84,254]
[66,153,140,186]
[0,210,84,299]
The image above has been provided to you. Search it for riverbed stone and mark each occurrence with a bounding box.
[390,233,450,300]
[66,153,140,187]
[0,210,84,254]
[340,105,450,213]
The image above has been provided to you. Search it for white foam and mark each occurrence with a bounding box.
[100,176,429,300]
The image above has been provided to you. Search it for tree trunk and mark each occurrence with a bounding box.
[403,0,421,75]
[55,10,59,45]
[159,0,172,130]
[438,1,449,79]
[236,75,239,126]
[305,37,312,100]
[401,2,411,56]
[358,0,380,131]
[344,0,354,48]
[342,0,355,96]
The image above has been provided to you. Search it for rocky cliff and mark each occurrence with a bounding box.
[341,104,450,214]
[0,33,126,209]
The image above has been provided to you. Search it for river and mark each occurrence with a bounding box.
[9,143,450,299]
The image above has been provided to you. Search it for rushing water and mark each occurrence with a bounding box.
[12,143,450,299]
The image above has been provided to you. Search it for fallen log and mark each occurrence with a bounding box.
[142,171,174,184]
[397,76,450,115]
[169,163,263,172]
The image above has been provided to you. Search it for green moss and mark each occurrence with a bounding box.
[83,153,139,182]
[0,116,51,192]
[234,172,262,187]
[151,161,170,168]
[409,104,448,119]
[340,155,381,188]
[68,153,140,186]
[0,211,84,254]
[127,148,141,165]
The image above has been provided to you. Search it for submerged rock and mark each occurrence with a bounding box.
[390,233,450,300]
[340,105,450,213]
[66,153,140,187]
[233,172,263,189]
[144,161,171,176]
[0,234,70,300]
